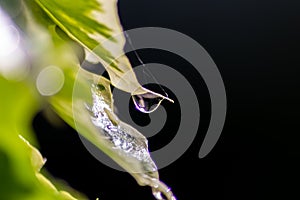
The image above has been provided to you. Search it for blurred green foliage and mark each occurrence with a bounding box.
[0,76,81,200]
[0,0,172,199]
[0,0,126,198]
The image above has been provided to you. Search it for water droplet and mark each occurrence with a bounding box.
[114,138,122,146]
[149,179,177,200]
[132,92,164,113]
[152,190,164,200]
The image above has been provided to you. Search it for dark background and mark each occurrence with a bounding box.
[34,0,300,199]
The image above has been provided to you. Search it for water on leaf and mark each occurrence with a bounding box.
[87,83,176,200]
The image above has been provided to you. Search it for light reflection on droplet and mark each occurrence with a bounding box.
[36,66,65,96]
[131,92,164,114]
[0,25,20,57]
[152,190,164,200]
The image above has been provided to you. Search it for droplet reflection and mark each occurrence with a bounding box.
[131,92,164,114]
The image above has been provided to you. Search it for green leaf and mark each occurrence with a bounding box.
[19,135,46,172]
[2,0,176,199]
[20,136,80,200]
[0,5,85,200]
[53,67,177,198]
[0,76,83,200]
[33,0,173,102]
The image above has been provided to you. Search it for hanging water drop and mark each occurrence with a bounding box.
[152,190,164,200]
[131,92,165,113]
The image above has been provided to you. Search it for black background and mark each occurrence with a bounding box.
[34,0,300,199]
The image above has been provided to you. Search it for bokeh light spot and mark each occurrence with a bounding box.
[36,66,65,96]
